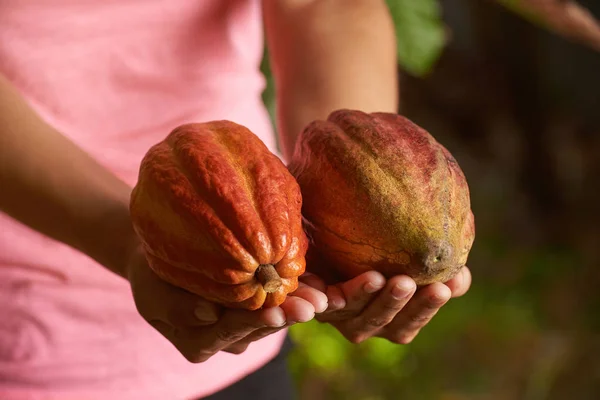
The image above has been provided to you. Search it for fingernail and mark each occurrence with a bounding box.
[194,304,218,322]
[391,282,414,300]
[364,282,385,294]
[315,301,328,314]
[267,308,287,327]
[269,320,286,328]
[330,298,346,310]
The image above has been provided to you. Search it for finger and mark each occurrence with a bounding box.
[290,282,328,313]
[345,276,416,343]
[325,285,346,312]
[226,324,286,353]
[197,307,285,360]
[445,267,472,298]
[255,306,289,328]
[132,262,220,327]
[317,270,386,322]
[299,272,327,292]
[183,306,286,358]
[147,319,216,363]
[280,296,316,323]
[383,282,451,344]
[189,300,222,326]
[166,291,220,327]
[341,270,386,305]
[299,272,344,312]
[225,310,304,353]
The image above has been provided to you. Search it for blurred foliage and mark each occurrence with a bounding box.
[285,246,568,399]
[261,0,600,117]
[385,0,447,76]
[259,49,276,127]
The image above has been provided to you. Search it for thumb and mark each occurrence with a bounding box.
[129,256,221,327]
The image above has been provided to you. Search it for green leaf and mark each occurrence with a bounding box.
[259,48,276,125]
[386,0,447,76]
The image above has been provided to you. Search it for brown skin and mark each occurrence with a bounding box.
[127,245,326,362]
[302,268,472,344]
[130,121,308,310]
[264,0,399,159]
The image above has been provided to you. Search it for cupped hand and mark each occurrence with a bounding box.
[127,247,328,363]
[301,267,471,344]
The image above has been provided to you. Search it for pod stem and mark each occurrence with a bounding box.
[256,264,282,293]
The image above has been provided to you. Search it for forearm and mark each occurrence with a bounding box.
[263,0,399,159]
[0,74,137,278]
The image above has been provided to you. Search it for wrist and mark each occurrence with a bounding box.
[78,192,142,280]
[103,204,142,280]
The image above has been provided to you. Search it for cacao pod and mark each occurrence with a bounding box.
[130,121,307,310]
[288,110,475,285]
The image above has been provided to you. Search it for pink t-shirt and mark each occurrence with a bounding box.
[0,1,288,399]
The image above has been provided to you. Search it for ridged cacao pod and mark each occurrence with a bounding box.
[288,110,475,285]
[130,121,307,310]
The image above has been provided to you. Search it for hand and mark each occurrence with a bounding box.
[301,267,471,344]
[127,247,328,363]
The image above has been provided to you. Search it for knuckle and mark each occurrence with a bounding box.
[248,329,277,343]
[334,309,360,320]
[408,313,433,325]
[215,329,246,343]
[381,302,404,313]
[426,300,446,309]
[364,317,391,328]
[427,294,450,308]
[237,321,261,332]
[348,292,367,303]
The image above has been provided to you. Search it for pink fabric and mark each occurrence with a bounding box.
[0,1,287,399]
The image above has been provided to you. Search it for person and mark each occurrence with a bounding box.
[0,0,472,399]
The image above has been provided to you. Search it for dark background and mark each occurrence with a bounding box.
[282,1,600,399]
